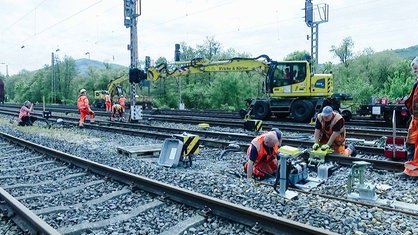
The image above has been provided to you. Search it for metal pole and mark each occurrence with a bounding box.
[51,52,55,104]
[124,0,141,121]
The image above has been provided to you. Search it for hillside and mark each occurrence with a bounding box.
[75,58,126,76]
[393,45,418,60]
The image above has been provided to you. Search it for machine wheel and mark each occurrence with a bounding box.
[253,101,270,119]
[341,110,352,122]
[291,100,314,123]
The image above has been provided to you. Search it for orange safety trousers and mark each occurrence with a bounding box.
[404,118,418,176]
[244,158,277,177]
[105,101,111,111]
[79,109,94,124]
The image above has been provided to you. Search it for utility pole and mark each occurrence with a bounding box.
[51,52,55,104]
[304,0,329,72]
[124,0,142,121]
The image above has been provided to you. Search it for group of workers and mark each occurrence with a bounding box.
[244,56,418,180]
[244,106,355,180]
[15,57,418,180]
[77,89,127,126]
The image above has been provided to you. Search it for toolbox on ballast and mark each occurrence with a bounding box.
[384,137,406,159]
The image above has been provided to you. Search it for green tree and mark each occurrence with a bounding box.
[330,37,354,67]
[284,50,310,61]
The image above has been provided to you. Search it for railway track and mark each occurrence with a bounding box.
[0,113,415,234]
[0,105,408,146]
[0,107,399,162]
[0,132,333,234]
[0,103,406,130]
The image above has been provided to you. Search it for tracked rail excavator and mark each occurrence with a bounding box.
[134,54,346,123]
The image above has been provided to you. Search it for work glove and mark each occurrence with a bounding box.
[312,143,320,150]
[321,144,330,151]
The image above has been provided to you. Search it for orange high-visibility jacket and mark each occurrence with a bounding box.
[18,106,30,120]
[317,112,346,146]
[246,132,279,164]
[77,95,90,110]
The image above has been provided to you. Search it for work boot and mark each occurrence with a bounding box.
[395,172,418,179]
[347,143,356,157]
[395,172,410,179]
[406,143,415,161]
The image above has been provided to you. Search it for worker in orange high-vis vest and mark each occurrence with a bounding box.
[244,128,282,180]
[18,100,37,126]
[118,95,127,112]
[77,89,95,127]
[104,92,111,112]
[312,106,356,157]
[398,56,418,178]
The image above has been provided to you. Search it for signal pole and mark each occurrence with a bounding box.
[124,0,142,121]
[304,0,329,72]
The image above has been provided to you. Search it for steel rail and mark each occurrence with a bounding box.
[0,131,337,235]
[83,122,401,173]
[259,182,418,217]
[0,187,61,235]
[0,108,403,171]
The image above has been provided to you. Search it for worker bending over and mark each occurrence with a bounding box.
[111,102,124,121]
[312,106,355,156]
[244,128,282,180]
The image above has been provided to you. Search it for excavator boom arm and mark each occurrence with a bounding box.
[147,55,272,81]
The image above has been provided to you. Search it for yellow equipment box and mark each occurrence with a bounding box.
[278,145,301,156]
[173,133,200,156]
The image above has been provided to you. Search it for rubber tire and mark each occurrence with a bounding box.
[291,100,315,123]
[254,101,270,119]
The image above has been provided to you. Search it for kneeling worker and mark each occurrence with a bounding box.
[244,128,282,180]
[312,106,356,156]
[18,100,37,126]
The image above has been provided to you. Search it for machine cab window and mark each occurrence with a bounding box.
[271,62,307,87]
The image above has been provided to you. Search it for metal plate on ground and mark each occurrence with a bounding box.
[117,144,162,157]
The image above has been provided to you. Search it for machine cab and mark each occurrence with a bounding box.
[266,61,333,98]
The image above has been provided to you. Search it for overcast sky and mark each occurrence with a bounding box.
[0,0,417,76]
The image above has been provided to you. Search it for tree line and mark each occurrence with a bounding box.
[1,36,416,112]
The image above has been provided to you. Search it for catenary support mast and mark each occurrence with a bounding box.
[305,0,328,72]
